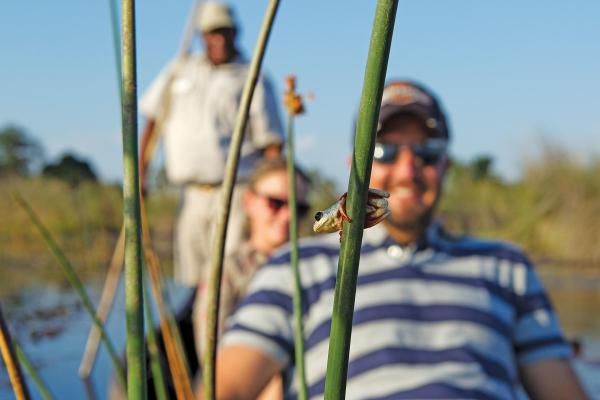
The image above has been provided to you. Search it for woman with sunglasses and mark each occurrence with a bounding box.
[194,156,310,397]
[108,157,308,400]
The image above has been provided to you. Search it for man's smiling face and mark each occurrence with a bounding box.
[369,114,449,242]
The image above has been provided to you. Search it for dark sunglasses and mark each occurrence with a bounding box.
[255,193,310,217]
[373,138,448,165]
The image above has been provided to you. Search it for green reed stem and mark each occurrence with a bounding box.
[323,1,398,399]
[203,1,281,398]
[13,194,126,389]
[142,278,168,400]
[0,303,31,400]
[121,0,146,398]
[108,0,122,102]
[286,115,308,399]
[74,0,124,381]
[14,341,54,400]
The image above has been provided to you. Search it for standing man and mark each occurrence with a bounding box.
[207,81,587,399]
[139,2,284,287]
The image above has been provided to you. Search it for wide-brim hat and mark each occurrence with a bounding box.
[197,2,236,32]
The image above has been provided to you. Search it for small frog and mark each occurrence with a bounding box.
[313,188,391,238]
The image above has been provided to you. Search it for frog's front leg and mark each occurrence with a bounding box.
[364,189,391,228]
[313,189,390,240]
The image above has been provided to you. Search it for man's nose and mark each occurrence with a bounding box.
[212,33,226,45]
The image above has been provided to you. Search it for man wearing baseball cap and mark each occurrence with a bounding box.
[138,2,284,290]
[206,80,586,399]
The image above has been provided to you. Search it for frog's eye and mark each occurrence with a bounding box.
[314,211,323,221]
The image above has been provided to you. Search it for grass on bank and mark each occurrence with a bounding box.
[2,142,599,298]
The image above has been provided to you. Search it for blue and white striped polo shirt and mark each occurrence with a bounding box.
[221,223,571,399]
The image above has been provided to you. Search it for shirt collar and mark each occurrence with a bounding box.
[199,52,247,68]
[366,220,445,254]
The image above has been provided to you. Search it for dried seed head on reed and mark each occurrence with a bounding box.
[284,75,305,116]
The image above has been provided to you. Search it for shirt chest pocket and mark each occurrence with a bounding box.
[171,77,193,94]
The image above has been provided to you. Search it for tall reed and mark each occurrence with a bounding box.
[79,0,136,382]
[142,278,168,400]
[284,75,308,400]
[15,341,54,400]
[323,1,398,399]
[202,1,281,398]
[13,194,126,388]
[121,0,146,397]
[141,202,194,399]
[79,225,125,378]
[0,303,31,400]
[108,0,122,101]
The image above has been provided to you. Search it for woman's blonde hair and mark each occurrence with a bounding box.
[248,157,310,191]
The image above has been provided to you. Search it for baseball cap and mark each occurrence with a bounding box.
[378,80,450,139]
[197,2,236,33]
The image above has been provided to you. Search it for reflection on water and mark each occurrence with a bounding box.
[0,280,122,399]
[0,278,193,400]
[1,267,599,399]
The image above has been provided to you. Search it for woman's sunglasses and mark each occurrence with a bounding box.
[373,138,448,165]
[254,192,310,218]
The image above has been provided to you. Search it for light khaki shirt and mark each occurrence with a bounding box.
[140,54,284,185]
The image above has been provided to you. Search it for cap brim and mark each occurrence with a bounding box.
[378,104,446,138]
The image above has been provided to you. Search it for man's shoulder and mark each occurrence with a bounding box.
[432,227,532,266]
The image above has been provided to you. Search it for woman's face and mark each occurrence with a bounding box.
[244,170,308,254]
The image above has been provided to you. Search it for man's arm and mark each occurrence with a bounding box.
[248,76,285,155]
[520,358,588,399]
[197,345,281,400]
[511,258,588,399]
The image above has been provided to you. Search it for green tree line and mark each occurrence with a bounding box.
[0,125,98,186]
[439,146,600,265]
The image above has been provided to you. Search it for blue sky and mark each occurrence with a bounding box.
[2,1,599,188]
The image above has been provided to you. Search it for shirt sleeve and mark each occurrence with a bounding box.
[220,262,295,368]
[138,59,178,119]
[512,261,572,366]
[248,74,285,149]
